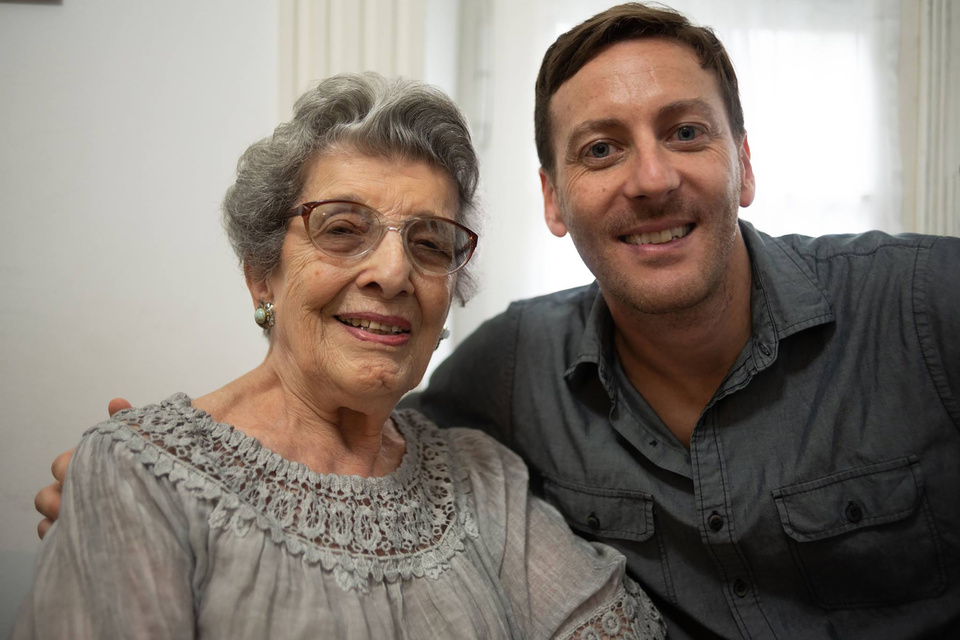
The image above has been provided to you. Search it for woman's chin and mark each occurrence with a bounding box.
[337,360,420,400]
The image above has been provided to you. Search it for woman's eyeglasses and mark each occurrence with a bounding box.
[285,200,478,276]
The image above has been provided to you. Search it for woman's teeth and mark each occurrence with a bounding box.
[624,223,693,246]
[337,317,407,335]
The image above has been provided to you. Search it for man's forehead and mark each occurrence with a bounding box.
[549,38,722,134]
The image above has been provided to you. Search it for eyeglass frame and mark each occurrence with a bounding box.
[284,199,479,276]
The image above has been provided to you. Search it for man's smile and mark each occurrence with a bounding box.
[622,223,694,246]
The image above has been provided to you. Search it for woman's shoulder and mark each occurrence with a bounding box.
[89,391,202,434]
[75,391,246,501]
[81,392,213,462]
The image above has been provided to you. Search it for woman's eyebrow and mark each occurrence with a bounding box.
[313,193,365,203]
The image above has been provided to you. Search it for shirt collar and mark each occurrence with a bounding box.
[740,219,835,364]
[564,219,836,394]
[564,282,616,396]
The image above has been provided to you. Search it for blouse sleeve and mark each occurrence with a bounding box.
[12,428,196,640]
[451,428,666,640]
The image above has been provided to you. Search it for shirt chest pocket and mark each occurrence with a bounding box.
[541,477,655,542]
[772,456,946,609]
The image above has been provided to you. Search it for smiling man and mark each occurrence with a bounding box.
[408,3,960,638]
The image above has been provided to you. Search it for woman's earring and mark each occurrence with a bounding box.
[435,326,450,350]
[254,300,275,328]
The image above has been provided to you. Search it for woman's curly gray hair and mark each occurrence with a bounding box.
[223,72,481,305]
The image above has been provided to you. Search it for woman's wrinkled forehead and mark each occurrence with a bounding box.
[298,149,460,221]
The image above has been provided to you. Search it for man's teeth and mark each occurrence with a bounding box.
[624,224,692,246]
[339,317,406,335]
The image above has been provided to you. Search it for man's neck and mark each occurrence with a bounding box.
[609,239,753,448]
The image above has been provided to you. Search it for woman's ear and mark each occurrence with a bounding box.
[244,263,273,307]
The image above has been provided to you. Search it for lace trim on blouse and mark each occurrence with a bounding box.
[88,393,480,593]
[561,579,666,640]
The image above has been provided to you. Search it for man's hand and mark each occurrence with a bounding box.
[35,398,133,539]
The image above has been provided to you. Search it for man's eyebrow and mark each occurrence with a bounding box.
[564,99,721,145]
[657,98,721,122]
[565,118,625,149]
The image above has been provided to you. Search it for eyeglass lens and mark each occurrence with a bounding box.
[306,202,473,274]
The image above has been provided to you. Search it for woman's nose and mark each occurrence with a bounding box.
[355,229,415,298]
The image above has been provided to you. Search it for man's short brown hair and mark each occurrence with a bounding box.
[534,2,745,174]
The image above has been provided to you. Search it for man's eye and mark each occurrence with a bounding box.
[676,126,699,141]
[586,141,612,158]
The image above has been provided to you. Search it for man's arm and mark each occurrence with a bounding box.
[34,398,132,537]
[920,235,960,429]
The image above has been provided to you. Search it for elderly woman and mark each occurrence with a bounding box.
[15,73,665,639]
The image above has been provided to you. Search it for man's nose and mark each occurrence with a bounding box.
[623,143,681,201]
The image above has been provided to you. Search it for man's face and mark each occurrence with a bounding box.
[540,38,755,317]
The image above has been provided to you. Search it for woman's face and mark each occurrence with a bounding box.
[255,150,459,404]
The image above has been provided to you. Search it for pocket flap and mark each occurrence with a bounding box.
[543,477,655,542]
[772,457,922,542]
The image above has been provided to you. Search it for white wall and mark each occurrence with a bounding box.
[0,0,278,632]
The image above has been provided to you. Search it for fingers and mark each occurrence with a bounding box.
[34,482,62,539]
[35,399,131,542]
[108,397,132,417]
[37,450,72,539]
[52,449,73,485]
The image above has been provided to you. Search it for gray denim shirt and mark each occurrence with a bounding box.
[403,221,960,639]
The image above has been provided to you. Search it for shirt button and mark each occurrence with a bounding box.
[708,512,724,532]
[733,578,749,598]
[845,501,864,523]
[586,512,601,530]
[758,343,771,356]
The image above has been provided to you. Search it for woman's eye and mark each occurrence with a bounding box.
[322,220,366,237]
[328,226,358,236]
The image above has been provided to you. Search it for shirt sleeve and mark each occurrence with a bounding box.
[917,235,960,431]
[402,303,521,445]
[11,429,196,640]
[451,428,666,640]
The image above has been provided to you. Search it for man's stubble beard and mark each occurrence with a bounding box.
[559,189,743,320]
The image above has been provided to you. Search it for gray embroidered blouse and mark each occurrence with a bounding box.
[14,393,665,639]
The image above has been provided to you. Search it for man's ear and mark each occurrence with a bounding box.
[540,168,568,238]
[738,134,756,208]
[244,262,273,307]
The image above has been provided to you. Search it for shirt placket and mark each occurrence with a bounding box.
[689,335,780,639]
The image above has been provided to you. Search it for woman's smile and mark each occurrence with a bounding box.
[334,312,412,346]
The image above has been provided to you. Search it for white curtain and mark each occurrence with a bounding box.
[908,0,960,236]
[669,0,904,237]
